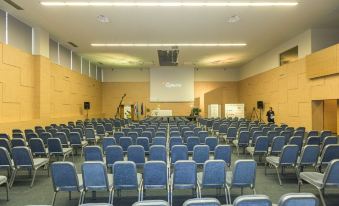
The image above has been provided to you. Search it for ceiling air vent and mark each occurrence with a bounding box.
[3,0,23,10]
[157,49,179,66]
[68,41,78,48]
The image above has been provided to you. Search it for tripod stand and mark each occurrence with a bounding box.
[250,107,264,122]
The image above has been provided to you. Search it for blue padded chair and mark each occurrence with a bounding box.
[187,137,200,154]
[265,145,299,185]
[170,137,183,150]
[149,145,167,163]
[319,130,332,143]
[113,132,124,144]
[322,136,338,150]
[140,161,169,202]
[84,146,103,161]
[128,132,139,144]
[306,136,321,145]
[0,147,14,182]
[316,144,339,172]
[170,160,197,205]
[0,139,11,154]
[193,127,203,136]
[127,145,145,167]
[288,136,303,152]
[246,136,269,162]
[26,133,38,144]
[132,200,169,206]
[224,127,238,143]
[96,125,107,139]
[47,138,73,161]
[251,131,264,146]
[205,137,218,152]
[232,195,271,206]
[0,175,9,201]
[39,132,51,145]
[11,138,26,147]
[183,131,195,143]
[51,162,83,206]
[29,138,48,157]
[0,133,10,140]
[112,161,142,204]
[170,131,181,138]
[182,198,220,206]
[84,128,99,144]
[198,131,208,144]
[293,130,305,139]
[280,131,292,144]
[233,131,250,155]
[137,137,150,154]
[70,132,88,157]
[104,123,114,136]
[296,145,320,177]
[54,132,69,148]
[277,193,318,206]
[12,133,24,139]
[214,145,232,167]
[197,160,228,204]
[11,146,49,188]
[102,137,116,153]
[192,145,210,166]
[141,131,153,143]
[153,137,166,146]
[267,131,279,146]
[155,131,166,138]
[81,161,113,204]
[269,136,285,156]
[300,159,339,206]
[120,137,133,153]
[122,128,131,136]
[106,145,123,169]
[226,160,257,202]
[307,130,319,138]
[171,145,188,164]
[296,127,306,132]
[133,128,143,136]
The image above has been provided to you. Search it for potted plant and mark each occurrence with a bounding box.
[191,107,201,116]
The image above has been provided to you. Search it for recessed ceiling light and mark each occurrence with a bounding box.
[40,2,299,7]
[228,15,240,23]
[91,43,247,47]
[97,14,110,23]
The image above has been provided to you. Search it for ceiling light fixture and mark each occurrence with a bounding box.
[91,43,247,47]
[228,15,240,23]
[97,14,110,23]
[40,2,299,7]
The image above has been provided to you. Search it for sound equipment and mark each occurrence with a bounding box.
[84,102,90,110]
[257,101,264,109]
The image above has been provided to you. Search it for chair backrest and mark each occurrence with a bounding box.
[193,145,210,164]
[26,133,38,143]
[254,136,269,153]
[143,161,167,188]
[288,136,303,152]
[122,128,131,136]
[182,198,221,206]
[299,145,320,166]
[119,137,133,152]
[29,138,46,156]
[0,133,9,140]
[84,146,103,161]
[201,160,226,187]
[114,131,124,143]
[173,160,196,188]
[13,133,24,139]
[198,131,208,143]
[320,130,332,142]
[39,132,52,145]
[102,137,116,152]
[214,145,231,166]
[11,138,26,147]
[307,130,319,138]
[51,162,81,192]
[187,137,200,152]
[12,146,33,167]
[226,127,237,138]
[0,139,11,153]
[238,131,250,145]
[233,195,272,206]
[270,136,285,155]
[306,136,321,145]
[171,145,188,164]
[47,138,63,154]
[149,145,167,162]
[293,130,305,138]
[277,193,318,206]
[252,131,264,144]
[69,132,82,145]
[205,137,218,152]
[323,159,339,186]
[280,131,292,143]
[82,161,109,191]
[0,147,12,167]
[84,128,96,140]
[136,137,150,152]
[320,144,339,164]
[96,125,106,135]
[322,136,338,148]
[231,160,256,188]
[106,145,123,166]
[170,137,183,149]
[170,131,181,138]
[128,131,139,143]
[55,132,68,146]
[279,145,299,165]
[193,127,202,136]
[113,161,138,189]
[153,137,166,146]
[127,145,145,165]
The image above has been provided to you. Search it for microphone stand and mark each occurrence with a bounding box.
[115,94,126,119]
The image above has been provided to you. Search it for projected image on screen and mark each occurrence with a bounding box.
[150,67,194,102]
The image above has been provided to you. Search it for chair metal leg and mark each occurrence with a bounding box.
[69,191,72,200]
[72,151,74,162]
[10,169,17,188]
[51,191,57,206]
[318,188,326,206]
[226,186,231,205]
[30,169,37,187]
[81,191,86,204]
[275,166,282,186]
[78,191,84,206]
[264,162,267,175]
[6,181,9,201]
[111,190,115,205]
[253,187,256,195]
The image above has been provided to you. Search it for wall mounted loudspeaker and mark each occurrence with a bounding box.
[257,101,264,109]
[84,102,90,110]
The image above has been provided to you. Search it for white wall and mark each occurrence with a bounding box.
[33,27,49,58]
[103,67,240,82]
[239,29,312,80]
[311,28,339,52]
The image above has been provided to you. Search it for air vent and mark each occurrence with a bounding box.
[67,41,78,48]
[157,49,179,66]
[3,0,23,10]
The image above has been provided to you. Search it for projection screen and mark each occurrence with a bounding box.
[150,67,194,102]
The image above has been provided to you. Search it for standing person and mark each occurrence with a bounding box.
[266,107,275,123]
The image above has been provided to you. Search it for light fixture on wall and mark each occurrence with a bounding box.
[91,43,247,47]
[41,2,299,7]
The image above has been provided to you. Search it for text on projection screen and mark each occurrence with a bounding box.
[150,67,194,102]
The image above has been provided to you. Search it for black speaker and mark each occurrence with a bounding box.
[84,102,90,110]
[257,101,264,109]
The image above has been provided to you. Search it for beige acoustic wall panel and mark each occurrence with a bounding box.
[306,44,338,78]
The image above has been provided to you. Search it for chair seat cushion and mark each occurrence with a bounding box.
[33,158,49,168]
[170,174,196,189]
[246,147,254,154]
[133,200,169,206]
[0,176,7,185]
[266,156,280,166]
[300,172,324,188]
[63,148,73,154]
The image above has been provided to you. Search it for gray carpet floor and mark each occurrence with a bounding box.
[0,147,338,206]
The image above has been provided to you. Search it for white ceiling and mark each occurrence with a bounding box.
[1,0,339,69]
